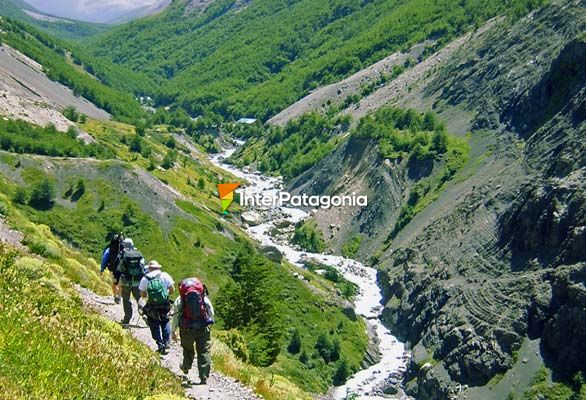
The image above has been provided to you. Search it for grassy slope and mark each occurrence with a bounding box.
[0,192,185,399]
[0,117,368,394]
[88,0,545,120]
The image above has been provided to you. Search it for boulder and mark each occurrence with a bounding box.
[274,219,292,229]
[241,211,262,226]
[261,245,283,262]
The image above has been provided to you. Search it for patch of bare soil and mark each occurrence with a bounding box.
[0,44,108,139]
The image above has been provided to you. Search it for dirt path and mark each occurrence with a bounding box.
[77,286,262,400]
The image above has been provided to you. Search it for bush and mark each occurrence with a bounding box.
[28,179,55,209]
[13,187,28,205]
[215,329,250,363]
[63,106,79,122]
[129,134,142,153]
[341,235,362,258]
[0,201,8,216]
[161,150,177,169]
[333,359,351,386]
[292,220,325,253]
[287,328,302,355]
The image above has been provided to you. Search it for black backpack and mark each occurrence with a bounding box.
[119,249,144,280]
[106,234,124,272]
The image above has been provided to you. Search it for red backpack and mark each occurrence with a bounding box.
[179,278,209,328]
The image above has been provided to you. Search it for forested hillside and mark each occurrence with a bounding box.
[88,0,545,121]
[0,17,152,121]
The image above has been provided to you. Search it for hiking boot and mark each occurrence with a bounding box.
[157,346,168,355]
[181,374,192,387]
[199,376,207,385]
[114,295,121,304]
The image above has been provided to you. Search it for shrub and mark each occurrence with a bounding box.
[28,179,55,209]
[333,359,351,386]
[287,329,302,355]
[13,187,28,205]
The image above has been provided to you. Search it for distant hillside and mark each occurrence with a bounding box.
[0,17,153,121]
[0,0,108,40]
[88,0,545,121]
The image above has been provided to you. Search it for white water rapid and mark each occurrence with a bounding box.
[209,144,408,399]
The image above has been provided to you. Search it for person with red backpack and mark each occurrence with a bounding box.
[171,277,214,385]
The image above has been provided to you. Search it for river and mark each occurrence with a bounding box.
[209,144,408,399]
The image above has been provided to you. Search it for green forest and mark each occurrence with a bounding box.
[89,0,545,121]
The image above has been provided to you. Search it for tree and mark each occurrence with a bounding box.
[333,359,351,386]
[28,179,55,208]
[13,187,28,205]
[431,128,448,154]
[129,134,142,153]
[287,329,302,354]
[161,150,177,169]
[197,177,205,190]
[135,123,146,137]
[315,332,333,363]
[63,106,79,122]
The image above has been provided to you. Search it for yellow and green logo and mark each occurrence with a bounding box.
[217,183,241,213]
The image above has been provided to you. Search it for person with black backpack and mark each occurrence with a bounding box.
[170,277,214,385]
[139,260,174,354]
[100,233,124,304]
[117,237,146,326]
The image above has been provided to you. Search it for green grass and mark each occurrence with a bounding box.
[0,118,369,394]
[523,368,586,400]
[0,244,185,400]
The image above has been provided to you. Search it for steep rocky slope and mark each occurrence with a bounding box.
[289,2,586,398]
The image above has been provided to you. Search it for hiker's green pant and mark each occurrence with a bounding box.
[180,326,211,379]
[121,284,140,324]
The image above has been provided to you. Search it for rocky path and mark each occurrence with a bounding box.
[77,286,262,400]
[0,217,24,249]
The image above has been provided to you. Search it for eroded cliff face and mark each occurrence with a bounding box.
[288,136,440,257]
[290,2,585,398]
[376,3,586,399]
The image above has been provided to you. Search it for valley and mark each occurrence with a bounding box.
[0,0,584,399]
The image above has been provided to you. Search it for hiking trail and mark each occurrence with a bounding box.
[77,286,262,400]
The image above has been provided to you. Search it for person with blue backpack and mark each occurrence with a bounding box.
[139,260,174,354]
[100,233,124,304]
[117,238,146,326]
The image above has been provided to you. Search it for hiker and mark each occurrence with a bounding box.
[100,233,124,304]
[117,238,146,326]
[139,260,174,354]
[171,277,214,385]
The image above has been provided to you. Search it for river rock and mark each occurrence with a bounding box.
[241,211,262,226]
[274,219,292,228]
[260,245,283,262]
